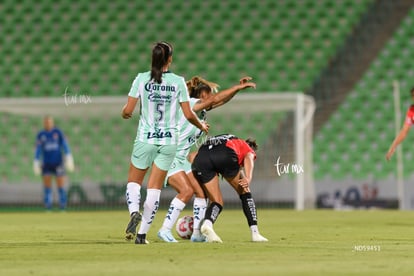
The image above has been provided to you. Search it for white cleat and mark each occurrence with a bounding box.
[201,223,223,243]
[157,229,178,243]
[190,232,207,242]
[252,233,269,242]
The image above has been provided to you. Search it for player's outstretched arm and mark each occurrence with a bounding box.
[122,96,139,119]
[386,123,410,161]
[193,77,256,112]
[180,101,209,133]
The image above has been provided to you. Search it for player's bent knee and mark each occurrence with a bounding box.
[180,185,194,202]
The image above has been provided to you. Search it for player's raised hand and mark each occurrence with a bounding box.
[242,82,256,89]
[239,76,252,84]
[239,76,256,90]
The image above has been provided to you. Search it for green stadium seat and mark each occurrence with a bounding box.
[1,0,377,183]
[315,9,414,180]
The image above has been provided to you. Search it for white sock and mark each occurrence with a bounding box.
[250,225,259,234]
[193,197,207,234]
[138,189,161,235]
[126,182,141,215]
[161,197,186,231]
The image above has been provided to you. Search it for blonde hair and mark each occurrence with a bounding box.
[186,76,219,98]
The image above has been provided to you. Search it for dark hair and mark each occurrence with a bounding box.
[151,41,173,84]
[190,83,211,98]
[410,87,414,95]
[245,138,258,152]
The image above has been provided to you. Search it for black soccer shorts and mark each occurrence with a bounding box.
[192,142,240,184]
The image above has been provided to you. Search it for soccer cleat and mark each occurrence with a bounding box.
[252,233,269,242]
[158,229,178,243]
[135,233,149,244]
[201,223,222,243]
[125,212,142,241]
[190,232,206,242]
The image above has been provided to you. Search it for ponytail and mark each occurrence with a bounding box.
[151,41,173,84]
[245,138,258,152]
[186,76,219,98]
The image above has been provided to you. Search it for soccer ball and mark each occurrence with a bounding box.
[175,215,194,239]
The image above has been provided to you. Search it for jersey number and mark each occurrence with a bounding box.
[156,103,164,121]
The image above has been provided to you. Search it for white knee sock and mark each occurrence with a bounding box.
[138,189,161,235]
[161,197,186,231]
[126,182,141,215]
[193,197,207,235]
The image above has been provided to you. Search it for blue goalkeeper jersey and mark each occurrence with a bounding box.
[34,128,71,165]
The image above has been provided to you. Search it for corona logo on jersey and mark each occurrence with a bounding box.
[144,82,176,92]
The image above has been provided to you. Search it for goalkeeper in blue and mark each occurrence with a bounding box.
[33,116,74,210]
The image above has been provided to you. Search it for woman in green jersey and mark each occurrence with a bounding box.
[122,41,208,244]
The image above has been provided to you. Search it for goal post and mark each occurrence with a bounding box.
[295,93,316,210]
[0,93,316,210]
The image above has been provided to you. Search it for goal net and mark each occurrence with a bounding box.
[0,93,315,210]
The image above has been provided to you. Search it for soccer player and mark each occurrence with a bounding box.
[157,76,256,243]
[33,115,74,210]
[386,87,414,161]
[122,41,208,244]
[192,134,268,243]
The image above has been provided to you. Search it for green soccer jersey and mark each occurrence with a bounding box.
[128,71,190,145]
[176,97,207,158]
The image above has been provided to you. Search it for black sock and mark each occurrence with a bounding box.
[204,202,223,224]
[240,193,257,226]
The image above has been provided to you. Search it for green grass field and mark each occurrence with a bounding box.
[2,209,414,275]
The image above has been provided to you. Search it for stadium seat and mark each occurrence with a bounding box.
[314,8,414,180]
[0,0,376,183]
[0,0,374,98]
